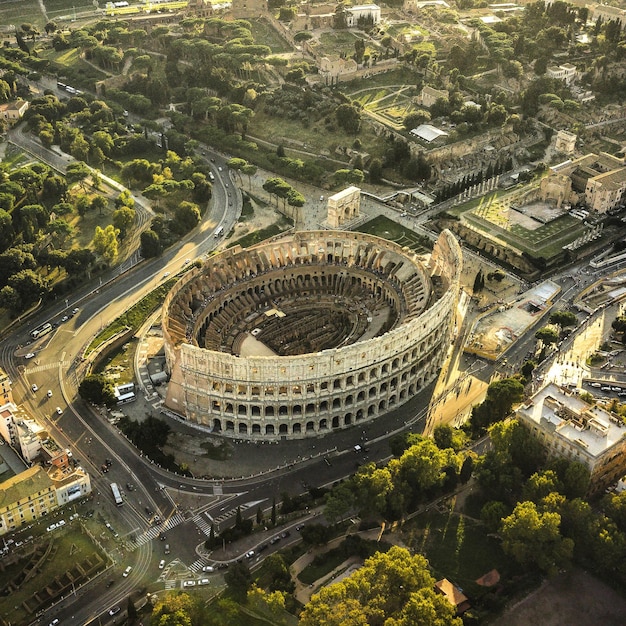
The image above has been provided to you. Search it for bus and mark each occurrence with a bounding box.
[117,392,136,405]
[31,323,53,339]
[111,482,123,506]
[214,226,224,238]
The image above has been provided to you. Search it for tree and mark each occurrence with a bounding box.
[298,546,461,626]
[550,310,577,327]
[65,161,91,191]
[501,501,573,574]
[173,201,201,234]
[8,270,48,309]
[369,158,383,184]
[335,103,361,134]
[535,326,559,345]
[127,596,137,621]
[91,195,108,216]
[224,560,252,602]
[241,164,257,190]
[79,374,117,405]
[113,206,136,239]
[92,224,120,264]
[141,229,162,258]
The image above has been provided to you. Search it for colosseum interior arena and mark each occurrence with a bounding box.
[163,229,462,440]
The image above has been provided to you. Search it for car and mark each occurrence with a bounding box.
[280,530,291,538]
[55,407,62,415]
[218,166,223,171]
[48,620,59,626]
[101,464,109,473]
[183,258,191,265]
[199,578,210,585]
[210,157,215,162]
[109,606,121,616]
[163,271,170,278]
[159,559,165,569]
[183,580,196,587]
[31,384,38,392]
[159,532,166,541]
[105,458,113,467]
[106,579,115,588]
[245,550,255,559]
[164,544,170,554]
[60,315,69,323]
[257,543,268,552]
[72,307,79,314]
[269,536,281,545]
[126,482,135,491]
[24,352,35,359]
[123,110,129,117]
[202,565,214,572]
[47,390,53,398]
[123,566,132,577]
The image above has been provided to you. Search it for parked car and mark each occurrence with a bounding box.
[109,606,121,616]
[123,566,132,577]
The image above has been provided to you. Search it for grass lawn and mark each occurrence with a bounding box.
[404,511,512,592]
[0,525,108,625]
[357,215,433,254]
[317,30,361,57]
[44,0,96,21]
[249,18,292,53]
[0,1,42,28]
[342,67,422,93]
[37,46,108,87]
[298,551,353,585]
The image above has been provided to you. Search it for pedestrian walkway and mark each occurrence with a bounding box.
[127,512,186,549]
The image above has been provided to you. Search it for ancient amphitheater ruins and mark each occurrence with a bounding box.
[163,229,462,440]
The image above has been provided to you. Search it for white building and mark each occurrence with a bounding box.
[546,63,577,85]
[516,383,626,495]
[346,4,381,27]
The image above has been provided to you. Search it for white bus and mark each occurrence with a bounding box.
[111,482,123,506]
[31,323,53,339]
[214,226,224,238]
[117,392,136,405]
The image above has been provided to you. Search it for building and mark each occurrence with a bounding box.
[0,367,13,404]
[0,465,91,536]
[554,129,577,155]
[416,86,448,108]
[346,4,381,27]
[163,230,462,440]
[516,384,626,495]
[410,124,449,143]
[0,100,29,124]
[551,152,626,213]
[546,63,578,85]
[435,578,471,615]
[326,186,361,227]
[590,3,626,31]
[319,56,358,84]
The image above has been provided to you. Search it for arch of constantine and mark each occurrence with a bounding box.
[162,230,462,440]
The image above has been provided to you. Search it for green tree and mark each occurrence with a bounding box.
[224,560,252,602]
[173,201,201,234]
[140,229,162,258]
[535,326,559,345]
[113,206,136,239]
[8,269,48,309]
[500,500,573,574]
[335,103,361,134]
[550,310,577,327]
[299,546,461,626]
[79,374,117,405]
[92,224,120,264]
[65,161,91,191]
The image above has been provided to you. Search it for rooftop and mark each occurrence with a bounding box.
[517,383,626,459]
[0,466,53,510]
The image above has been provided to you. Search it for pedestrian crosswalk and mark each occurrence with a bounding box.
[26,361,71,374]
[189,558,207,573]
[127,512,186,549]
[192,512,213,537]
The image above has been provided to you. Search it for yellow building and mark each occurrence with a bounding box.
[0,466,57,535]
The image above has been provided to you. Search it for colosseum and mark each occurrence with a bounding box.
[162,229,462,440]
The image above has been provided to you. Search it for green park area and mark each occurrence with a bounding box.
[0,524,109,626]
[358,215,432,254]
[448,193,587,262]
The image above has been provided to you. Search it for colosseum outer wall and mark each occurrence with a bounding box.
[163,230,462,440]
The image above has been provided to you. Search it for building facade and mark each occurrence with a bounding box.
[516,384,626,495]
[163,230,462,440]
[0,466,90,536]
[326,186,361,227]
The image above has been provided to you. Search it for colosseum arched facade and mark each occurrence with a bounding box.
[162,230,462,440]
